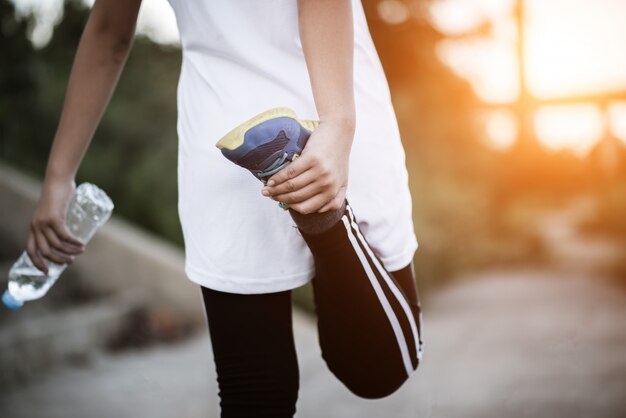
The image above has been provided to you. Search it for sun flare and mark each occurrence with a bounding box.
[431,0,626,154]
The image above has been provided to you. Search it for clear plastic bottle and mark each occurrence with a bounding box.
[2,183,114,310]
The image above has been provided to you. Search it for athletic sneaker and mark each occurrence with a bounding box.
[216,107,319,208]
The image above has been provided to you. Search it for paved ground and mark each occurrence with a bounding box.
[2,200,625,418]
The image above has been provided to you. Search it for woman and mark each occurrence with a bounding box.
[27,0,423,416]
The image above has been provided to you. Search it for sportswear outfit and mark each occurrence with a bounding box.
[165,0,424,416]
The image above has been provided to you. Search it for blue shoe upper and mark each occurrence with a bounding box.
[220,117,313,182]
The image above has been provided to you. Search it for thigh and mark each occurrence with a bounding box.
[299,203,423,398]
[200,286,299,418]
[389,260,424,359]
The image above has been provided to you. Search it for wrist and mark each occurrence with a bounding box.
[319,114,356,134]
[40,174,76,203]
[45,164,76,186]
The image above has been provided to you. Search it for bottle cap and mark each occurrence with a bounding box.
[2,289,24,310]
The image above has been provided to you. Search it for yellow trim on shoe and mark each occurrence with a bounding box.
[299,119,320,132]
[215,107,320,151]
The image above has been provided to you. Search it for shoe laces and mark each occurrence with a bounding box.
[256,152,291,185]
[257,152,293,209]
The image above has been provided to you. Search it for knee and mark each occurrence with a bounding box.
[348,378,407,399]
[328,356,421,400]
[342,368,417,399]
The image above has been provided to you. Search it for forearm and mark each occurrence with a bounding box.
[297,0,356,132]
[46,0,141,183]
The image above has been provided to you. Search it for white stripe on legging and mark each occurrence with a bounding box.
[346,204,422,362]
[340,215,414,376]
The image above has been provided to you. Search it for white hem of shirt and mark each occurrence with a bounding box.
[185,263,315,295]
[183,239,418,295]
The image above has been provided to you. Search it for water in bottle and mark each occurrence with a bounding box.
[2,183,114,310]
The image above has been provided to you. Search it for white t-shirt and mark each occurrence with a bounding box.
[167,0,418,294]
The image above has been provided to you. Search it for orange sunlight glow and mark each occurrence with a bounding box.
[430,0,626,154]
[525,0,626,98]
[608,102,626,143]
[534,104,605,155]
[485,109,517,149]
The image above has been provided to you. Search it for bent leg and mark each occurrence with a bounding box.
[200,286,299,418]
[299,202,423,399]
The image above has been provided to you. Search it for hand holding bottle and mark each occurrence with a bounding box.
[3,182,114,310]
[27,178,85,274]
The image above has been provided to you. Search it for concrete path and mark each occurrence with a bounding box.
[2,199,625,418]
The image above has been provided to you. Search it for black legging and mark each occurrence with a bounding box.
[200,202,423,417]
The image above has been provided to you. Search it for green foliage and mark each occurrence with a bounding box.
[0,2,41,172]
[0,1,183,245]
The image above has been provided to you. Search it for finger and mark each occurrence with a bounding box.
[262,168,317,197]
[41,226,79,261]
[317,191,346,213]
[289,193,331,215]
[266,155,312,187]
[27,231,48,274]
[273,181,323,205]
[34,228,67,265]
[51,220,85,253]
[53,220,85,247]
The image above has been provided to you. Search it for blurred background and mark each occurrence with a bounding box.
[1,0,625,417]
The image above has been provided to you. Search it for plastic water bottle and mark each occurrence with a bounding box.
[2,183,114,310]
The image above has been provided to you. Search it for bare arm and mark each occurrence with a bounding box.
[264,0,356,214]
[46,0,142,181]
[28,0,142,273]
[296,0,356,129]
